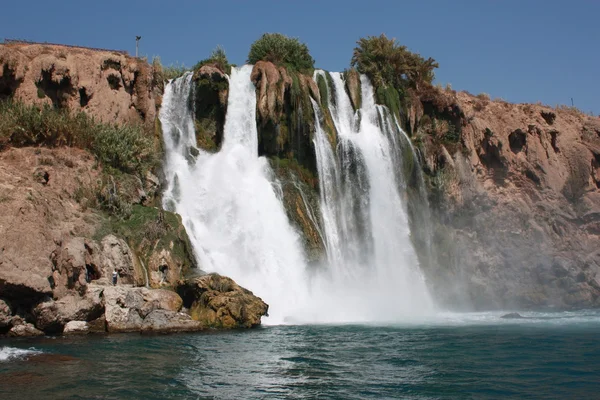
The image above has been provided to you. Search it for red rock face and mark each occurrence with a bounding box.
[419,91,600,310]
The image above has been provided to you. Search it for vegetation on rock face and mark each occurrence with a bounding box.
[192,50,230,152]
[151,56,188,93]
[248,33,315,74]
[0,100,157,176]
[193,45,232,75]
[95,205,197,282]
[269,157,324,264]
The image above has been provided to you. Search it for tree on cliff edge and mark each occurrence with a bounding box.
[248,33,314,74]
[351,34,438,92]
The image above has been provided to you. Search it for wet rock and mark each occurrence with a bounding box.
[9,322,44,337]
[501,312,524,319]
[0,299,12,329]
[87,315,107,334]
[178,273,269,328]
[344,68,361,110]
[141,310,203,333]
[63,320,89,335]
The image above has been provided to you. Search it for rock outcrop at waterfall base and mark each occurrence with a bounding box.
[0,146,268,336]
[0,44,269,336]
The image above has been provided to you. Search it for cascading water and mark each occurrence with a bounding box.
[160,66,308,323]
[160,65,433,324]
[309,71,434,320]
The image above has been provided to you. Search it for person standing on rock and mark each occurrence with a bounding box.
[112,269,118,286]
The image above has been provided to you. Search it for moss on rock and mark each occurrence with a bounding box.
[269,157,324,264]
[95,205,197,288]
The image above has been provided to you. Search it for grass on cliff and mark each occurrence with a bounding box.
[248,33,314,74]
[0,100,157,176]
[95,204,196,273]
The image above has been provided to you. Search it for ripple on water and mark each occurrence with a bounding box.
[1,313,600,399]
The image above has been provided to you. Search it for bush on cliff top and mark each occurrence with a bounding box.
[351,34,438,91]
[0,100,157,176]
[248,33,314,74]
[194,45,232,75]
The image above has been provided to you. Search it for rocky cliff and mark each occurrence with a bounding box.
[0,44,268,336]
[411,90,600,310]
[3,42,600,319]
[0,42,157,125]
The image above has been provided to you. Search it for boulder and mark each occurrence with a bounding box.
[100,235,136,285]
[103,286,144,333]
[178,273,269,329]
[32,300,62,333]
[55,286,104,323]
[50,237,92,298]
[141,310,203,333]
[63,321,89,335]
[104,286,189,333]
[140,289,183,317]
[9,322,44,337]
[501,312,524,319]
[0,299,12,329]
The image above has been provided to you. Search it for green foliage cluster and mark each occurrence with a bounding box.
[95,204,196,272]
[270,156,318,189]
[375,85,402,120]
[151,57,188,90]
[0,100,157,176]
[288,71,315,132]
[193,45,232,75]
[351,34,438,91]
[248,33,314,74]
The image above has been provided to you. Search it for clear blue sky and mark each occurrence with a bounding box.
[2,0,598,114]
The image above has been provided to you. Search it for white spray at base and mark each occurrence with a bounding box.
[160,66,434,324]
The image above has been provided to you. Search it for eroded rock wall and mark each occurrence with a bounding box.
[416,91,600,310]
[0,43,158,125]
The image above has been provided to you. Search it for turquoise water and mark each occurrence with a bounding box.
[2,311,600,399]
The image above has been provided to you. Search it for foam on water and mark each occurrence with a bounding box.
[0,347,41,362]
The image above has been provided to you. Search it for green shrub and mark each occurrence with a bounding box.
[351,34,438,91]
[194,45,232,75]
[248,33,314,74]
[0,100,157,176]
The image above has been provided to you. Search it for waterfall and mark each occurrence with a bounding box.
[310,71,434,319]
[160,66,434,324]
[160,67,308,323]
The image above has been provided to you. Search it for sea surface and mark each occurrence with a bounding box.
[1,311,600,399]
